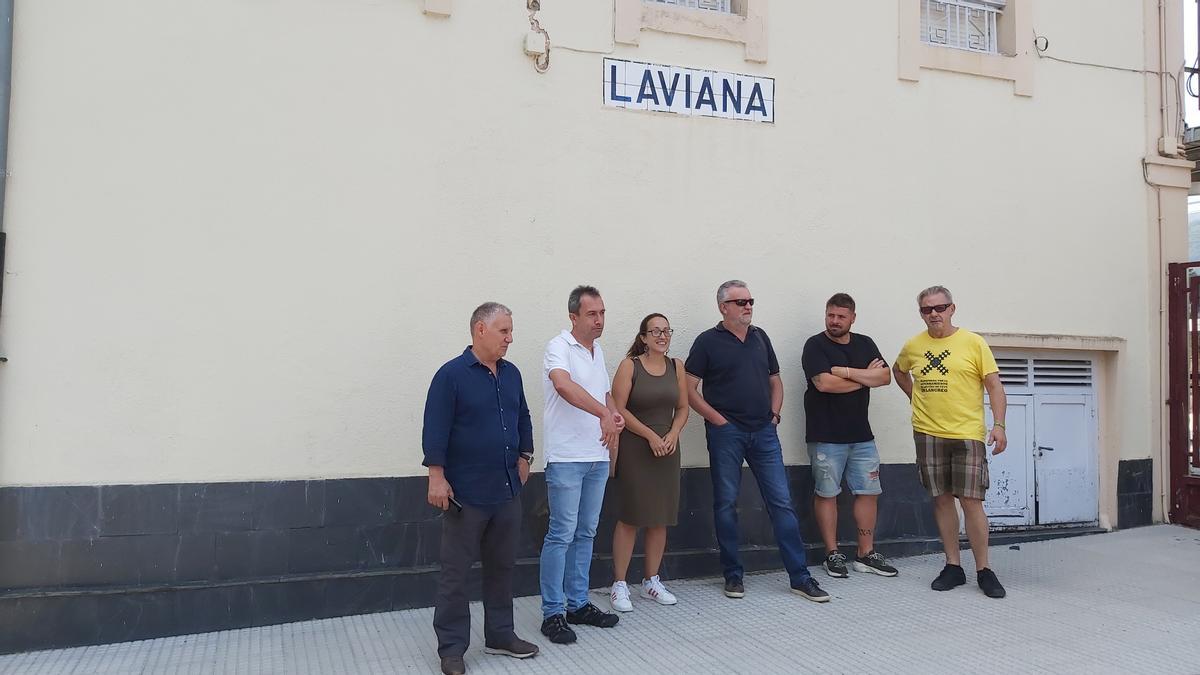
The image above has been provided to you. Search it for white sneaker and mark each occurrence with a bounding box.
[640,576,678,605]
[610,581,633,612]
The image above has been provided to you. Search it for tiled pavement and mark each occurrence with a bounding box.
[3,525,1199,674]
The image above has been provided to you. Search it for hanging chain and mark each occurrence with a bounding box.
[527,0,550,73]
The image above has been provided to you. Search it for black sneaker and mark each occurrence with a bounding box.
[540,614,577,644]
[930,563,966,591]
[565,602,619,628]
[789,577,831,603]
[823,551,849,578]
[853,551,899,577]
[723,577,745,598]
[977,568,1007,598]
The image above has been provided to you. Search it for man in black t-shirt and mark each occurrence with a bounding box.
[801,293,899,580]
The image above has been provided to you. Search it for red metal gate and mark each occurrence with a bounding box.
[1168,262,1200,528]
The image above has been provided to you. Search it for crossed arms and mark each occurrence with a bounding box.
[813,359,891,393]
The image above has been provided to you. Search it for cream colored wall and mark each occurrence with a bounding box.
[0,1,1180,485]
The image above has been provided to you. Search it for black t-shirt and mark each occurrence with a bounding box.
[801,332,885,443]
[685,323,780,431]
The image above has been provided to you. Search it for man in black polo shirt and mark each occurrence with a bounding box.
[684,280,829,603]
[422,302,540,675]
[802,293,898,580]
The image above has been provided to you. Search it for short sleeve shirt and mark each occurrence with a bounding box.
[543,330,612,462]
[801,332,885,444]
[684,323,780,431]
[894,329,998,442]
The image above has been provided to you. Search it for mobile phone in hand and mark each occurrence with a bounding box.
[448,495,464,512]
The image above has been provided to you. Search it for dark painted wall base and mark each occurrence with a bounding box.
[1116,458,1153,529]
[0,459,1155,654]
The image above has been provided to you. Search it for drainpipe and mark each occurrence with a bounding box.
[1160,0,1170,150]
[0,0,12,336]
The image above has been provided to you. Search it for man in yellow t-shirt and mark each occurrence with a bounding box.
[893,286,1008,599]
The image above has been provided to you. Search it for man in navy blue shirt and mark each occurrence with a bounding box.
[684,280,829,604]
[423,302,539,675]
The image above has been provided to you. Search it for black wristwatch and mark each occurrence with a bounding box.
[771,411,782,424]
[519,451,534,463]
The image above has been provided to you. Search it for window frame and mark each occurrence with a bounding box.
[899,0,1034,96]
[421,0,451,17]
[615,0,768,63]
[649,0,735,14]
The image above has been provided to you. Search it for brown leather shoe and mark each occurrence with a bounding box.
[440,655,466,675]
[484,636,540,659]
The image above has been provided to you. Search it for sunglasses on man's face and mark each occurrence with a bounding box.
[723,298,755,307]
[919,303,952,315]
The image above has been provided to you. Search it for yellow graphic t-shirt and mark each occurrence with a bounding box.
[895,329,998,441]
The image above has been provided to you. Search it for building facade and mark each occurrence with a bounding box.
[0,0,1191,652]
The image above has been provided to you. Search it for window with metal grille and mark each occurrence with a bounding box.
[920,0,1004,55]
[992,354,1094,392]
[648,0,733,14]
[996,358,1030,387]
[1032,359,1093,388]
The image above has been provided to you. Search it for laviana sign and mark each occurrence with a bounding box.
[603,58,774,123]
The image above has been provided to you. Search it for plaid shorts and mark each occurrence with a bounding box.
[913,432,989,500]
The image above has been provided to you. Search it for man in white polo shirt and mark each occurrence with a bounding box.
[539,285,625,645]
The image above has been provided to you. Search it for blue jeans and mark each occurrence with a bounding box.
[539,460,608,618]
[808,441,883,498]
[706,421,812,586]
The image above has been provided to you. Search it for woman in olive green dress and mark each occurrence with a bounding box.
[608,313,689,612]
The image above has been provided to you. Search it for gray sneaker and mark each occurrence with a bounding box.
[723,577,745,598]
[823,551,849,578]
[853,551,898,577]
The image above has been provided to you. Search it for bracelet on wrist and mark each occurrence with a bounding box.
[993,422,1006,429]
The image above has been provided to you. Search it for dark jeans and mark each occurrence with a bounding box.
[705,421,812,586]
[433,494,522,657]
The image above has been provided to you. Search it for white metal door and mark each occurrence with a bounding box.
[1033,394,1098,524]
[984,395,1034,526]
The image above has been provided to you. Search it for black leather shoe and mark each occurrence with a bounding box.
[931,564,967,591]
[977,568,1007,598]
[440,655,466,675]
[790,577,831,603]
[484,636,540,658]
